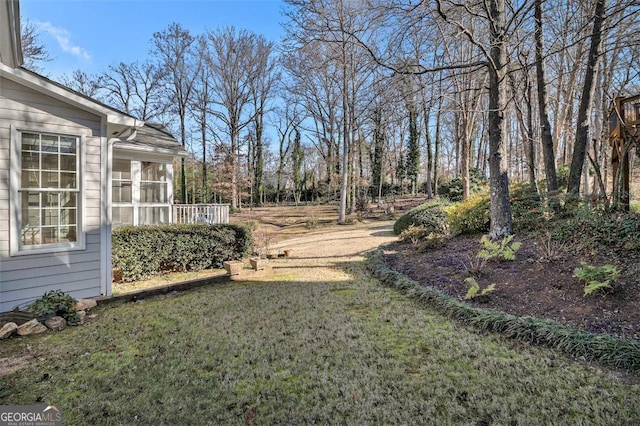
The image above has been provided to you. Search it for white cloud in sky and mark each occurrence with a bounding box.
[35,21,92,62]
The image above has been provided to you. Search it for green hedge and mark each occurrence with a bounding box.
[112,224,252,282]
[445,192,491,236]
[367,250,640,372]
[393,200,449,235]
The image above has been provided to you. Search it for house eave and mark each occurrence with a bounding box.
[0,63,141,128]
[113,142,189,158]
[0,0,23,68]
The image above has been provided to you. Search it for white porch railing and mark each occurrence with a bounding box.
[172,204,230,225]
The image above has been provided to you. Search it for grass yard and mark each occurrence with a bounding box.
[1,259,639,424]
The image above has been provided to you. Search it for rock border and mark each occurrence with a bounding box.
[0,298,98,340]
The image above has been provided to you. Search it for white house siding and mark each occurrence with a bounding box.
[0,77,105,312]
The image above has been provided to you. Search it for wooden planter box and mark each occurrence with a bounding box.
[223,260,243,276]
[250,257,268,271]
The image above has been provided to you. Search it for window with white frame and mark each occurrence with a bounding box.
[112,159,133,226]
[112,159,170,227]
[139,161,169,225]
[18,131,79,249]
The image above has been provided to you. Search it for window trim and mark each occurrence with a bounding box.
[111,155,173,227]
[10,125,86,256]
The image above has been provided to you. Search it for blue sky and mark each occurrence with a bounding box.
[20,0,286,79]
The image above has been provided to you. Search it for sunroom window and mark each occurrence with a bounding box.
[19,132,79,248]
[112,159,133,226]
[112,159,171,227]
[139,162,169,225]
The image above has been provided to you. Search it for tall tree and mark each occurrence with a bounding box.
[206,27,267,209]
[567,0,608,196]
[189,35,213,203]
[100,61,168,121]
[405,99,420,194]
[248,36,277,206]
[534,0,559,195]
[151,23,199,204]
[292,128,304,204]
[434,0,518,238]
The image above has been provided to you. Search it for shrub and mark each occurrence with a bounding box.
[445,192,490,236]
[510,183,555,231]
[557,165,570,190]
[112,224,253,282]
[437,168,488,202]
[393,201,448,236]
[399,225,429,245]
[554,206,640,256]
[29,290,79,323]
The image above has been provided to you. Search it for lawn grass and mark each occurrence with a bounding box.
[1,262,639,424]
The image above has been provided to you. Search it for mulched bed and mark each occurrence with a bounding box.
[382,234,640,340]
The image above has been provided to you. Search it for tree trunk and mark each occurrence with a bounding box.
[535,0,558,195]
[568,0,607,196]
[338,42,350,224]
[433,96,442,196]
[487,0,512,239]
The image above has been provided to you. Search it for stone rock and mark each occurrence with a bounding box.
[44,316,66,331]
[0,322,18,339]
[73,298,97,312]
[75,310,87,325]
[223,260,243,276]
[250,257,268,271]
[16,319,47,336]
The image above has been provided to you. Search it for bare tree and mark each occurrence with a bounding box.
[59,69,101,97]
[281,43,341,189]
[100,61,168,121]
[189,35,213,203]
[567,0,608,197]
[248,36,278,206]
[284,0,376,223]
[205,27,271,209]
[534,0,559,195]
[151,23,199,204]
[21,19,51,72]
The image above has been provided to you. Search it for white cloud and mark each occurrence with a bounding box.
[36,21,92,62]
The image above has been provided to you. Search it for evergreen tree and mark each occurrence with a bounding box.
[406,106,420,194]
[292,128,304,204]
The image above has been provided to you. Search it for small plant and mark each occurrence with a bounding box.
[306,214,318,229]
[573,262,619,296]
[253,228,275,258]
[464,277,496,300]
[417,235,448,252]
[478,235,521,261]
[29,290,79,323]
[463,254,487,277]
[534,230,566,262]
[399,225,428,246]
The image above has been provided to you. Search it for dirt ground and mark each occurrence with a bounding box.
[382,235,640,340]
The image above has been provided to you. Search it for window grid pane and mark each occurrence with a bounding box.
[20,131,79,248]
